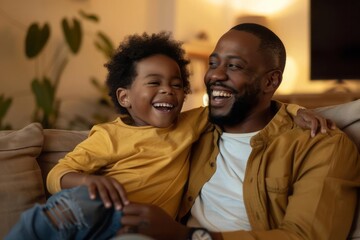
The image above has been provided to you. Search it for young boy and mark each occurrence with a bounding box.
[46,31,211,219]
[5,32,328,240]
[6,31,210,240]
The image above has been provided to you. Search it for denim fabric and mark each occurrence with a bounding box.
[5,186,122,240]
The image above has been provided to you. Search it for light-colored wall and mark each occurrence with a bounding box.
[1,0,359,129]
[0,0,155,129]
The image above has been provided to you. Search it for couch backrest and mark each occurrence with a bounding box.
[37,129,88,198]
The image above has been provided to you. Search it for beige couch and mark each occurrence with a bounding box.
[0,100,359,239]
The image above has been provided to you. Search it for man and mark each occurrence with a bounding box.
[119,23,360,240]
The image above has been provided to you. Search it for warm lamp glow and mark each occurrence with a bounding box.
[206,0,224,5]
[203,93,209,106]
[232,0,296,15]
[207,0,296,16]
[278,55,298,94]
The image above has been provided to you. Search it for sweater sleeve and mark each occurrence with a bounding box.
[46,125,112,194]
[285,103,305,117]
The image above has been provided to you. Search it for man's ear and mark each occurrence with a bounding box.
[116,88,131,108]
[264,70,282,93]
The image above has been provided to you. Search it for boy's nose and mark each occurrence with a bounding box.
[159,86,174,95]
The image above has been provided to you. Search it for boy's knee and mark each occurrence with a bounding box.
[46,186,106,228]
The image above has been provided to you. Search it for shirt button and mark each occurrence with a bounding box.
[250,177,253,183]
[210,162,215,167]
[188,196,193,202]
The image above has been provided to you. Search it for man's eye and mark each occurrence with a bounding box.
[209,61,217,68]
[228,63,241,70]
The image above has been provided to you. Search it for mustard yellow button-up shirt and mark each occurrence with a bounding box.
[180,102,360,240]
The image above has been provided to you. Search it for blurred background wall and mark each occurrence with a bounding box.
[0,0,359,129]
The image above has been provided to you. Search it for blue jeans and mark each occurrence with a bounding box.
[5,186,122,240]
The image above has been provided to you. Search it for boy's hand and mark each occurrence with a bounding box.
[295,108,336,137]
[82,175,129,210]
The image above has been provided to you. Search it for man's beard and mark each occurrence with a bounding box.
[208,84,260,127]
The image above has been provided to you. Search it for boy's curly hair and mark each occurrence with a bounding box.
[105,31,191,114]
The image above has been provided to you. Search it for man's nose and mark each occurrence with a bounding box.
[207,66,227,82]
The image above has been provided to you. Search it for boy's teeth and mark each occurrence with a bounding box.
[153,103,174,108]
[212,90,232,97]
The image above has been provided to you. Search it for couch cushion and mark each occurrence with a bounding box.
[38,129,88,197]
[0,122,45,238]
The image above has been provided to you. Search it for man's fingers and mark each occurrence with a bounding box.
[120,210,151,234]
[122,202,144,214]
[121,214,142,225]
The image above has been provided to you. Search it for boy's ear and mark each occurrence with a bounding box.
[264,70,282,93]
[116,88,131,108]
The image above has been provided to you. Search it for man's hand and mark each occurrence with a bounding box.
[295,108,336,137]
[82,174,129,210]
[118,203,189,240]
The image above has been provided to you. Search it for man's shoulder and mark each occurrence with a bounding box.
[279,126,359,165]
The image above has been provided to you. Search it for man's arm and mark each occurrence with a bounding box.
[119,203,223,240]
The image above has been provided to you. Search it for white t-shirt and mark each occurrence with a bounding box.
[187,131,258,231]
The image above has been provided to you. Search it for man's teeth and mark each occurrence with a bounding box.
[212,90,232,97]
[153,103,174,108]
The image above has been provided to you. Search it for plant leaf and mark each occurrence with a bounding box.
[62,18,83,54]
[31,77,55,115]
[25,22,50,58]
[0,95,12,119]
[78,10,99,22]
[94,31,115,59]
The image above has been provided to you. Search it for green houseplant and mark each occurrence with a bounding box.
[0,94,13,130]
[25,10,114,128]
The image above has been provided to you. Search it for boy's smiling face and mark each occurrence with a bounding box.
[116,54,186,128]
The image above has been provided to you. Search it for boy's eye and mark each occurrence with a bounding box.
[148,81,160,86]
[172,83,183,89]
